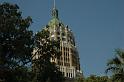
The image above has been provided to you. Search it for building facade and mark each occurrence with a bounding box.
[42,6,82,78]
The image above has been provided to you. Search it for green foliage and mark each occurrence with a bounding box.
[33,29,64,82]
[0,2,34,82]
[106,49,124,82]
[75,77,84,82]
[85,75,111,82]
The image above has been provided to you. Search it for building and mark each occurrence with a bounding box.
[45,3,82,79]
[33,1,82,79]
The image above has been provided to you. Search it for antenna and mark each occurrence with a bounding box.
[54,0,56,8]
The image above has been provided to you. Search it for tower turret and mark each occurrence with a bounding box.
[52,0,58,19]
[52,8,58,19]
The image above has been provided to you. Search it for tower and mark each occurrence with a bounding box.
[42,1,82,79]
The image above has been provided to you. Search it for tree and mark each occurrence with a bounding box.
[75,77,84,82]
[75,71,84,82]
[106,49,124,82]
[32,29,64,82]
[85,75,111,82]
[85,75,98,82]
[0,2,34,82]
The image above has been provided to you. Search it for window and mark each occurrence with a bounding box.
[71,73,72,78]
[64,47,66,51]
[67,73,68,77]
[57,32,60,35]
[62,38,66,41]
[57,37,60,40]
[62,32,65,36]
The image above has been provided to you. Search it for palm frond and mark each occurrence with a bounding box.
[106,48,124,82]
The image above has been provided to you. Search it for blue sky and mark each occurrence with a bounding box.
[1,0,124,76]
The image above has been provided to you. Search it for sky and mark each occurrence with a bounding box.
[0,0,124,77]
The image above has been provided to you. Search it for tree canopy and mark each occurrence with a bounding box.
[0,2,34,82]
[106,49,124,82]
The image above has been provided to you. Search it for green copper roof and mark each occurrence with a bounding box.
[48,7,65,30]
[48,17,60,27]
[48,7,60,27]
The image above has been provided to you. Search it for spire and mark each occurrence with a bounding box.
[54,0,56,8]
[52,0,59,19]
